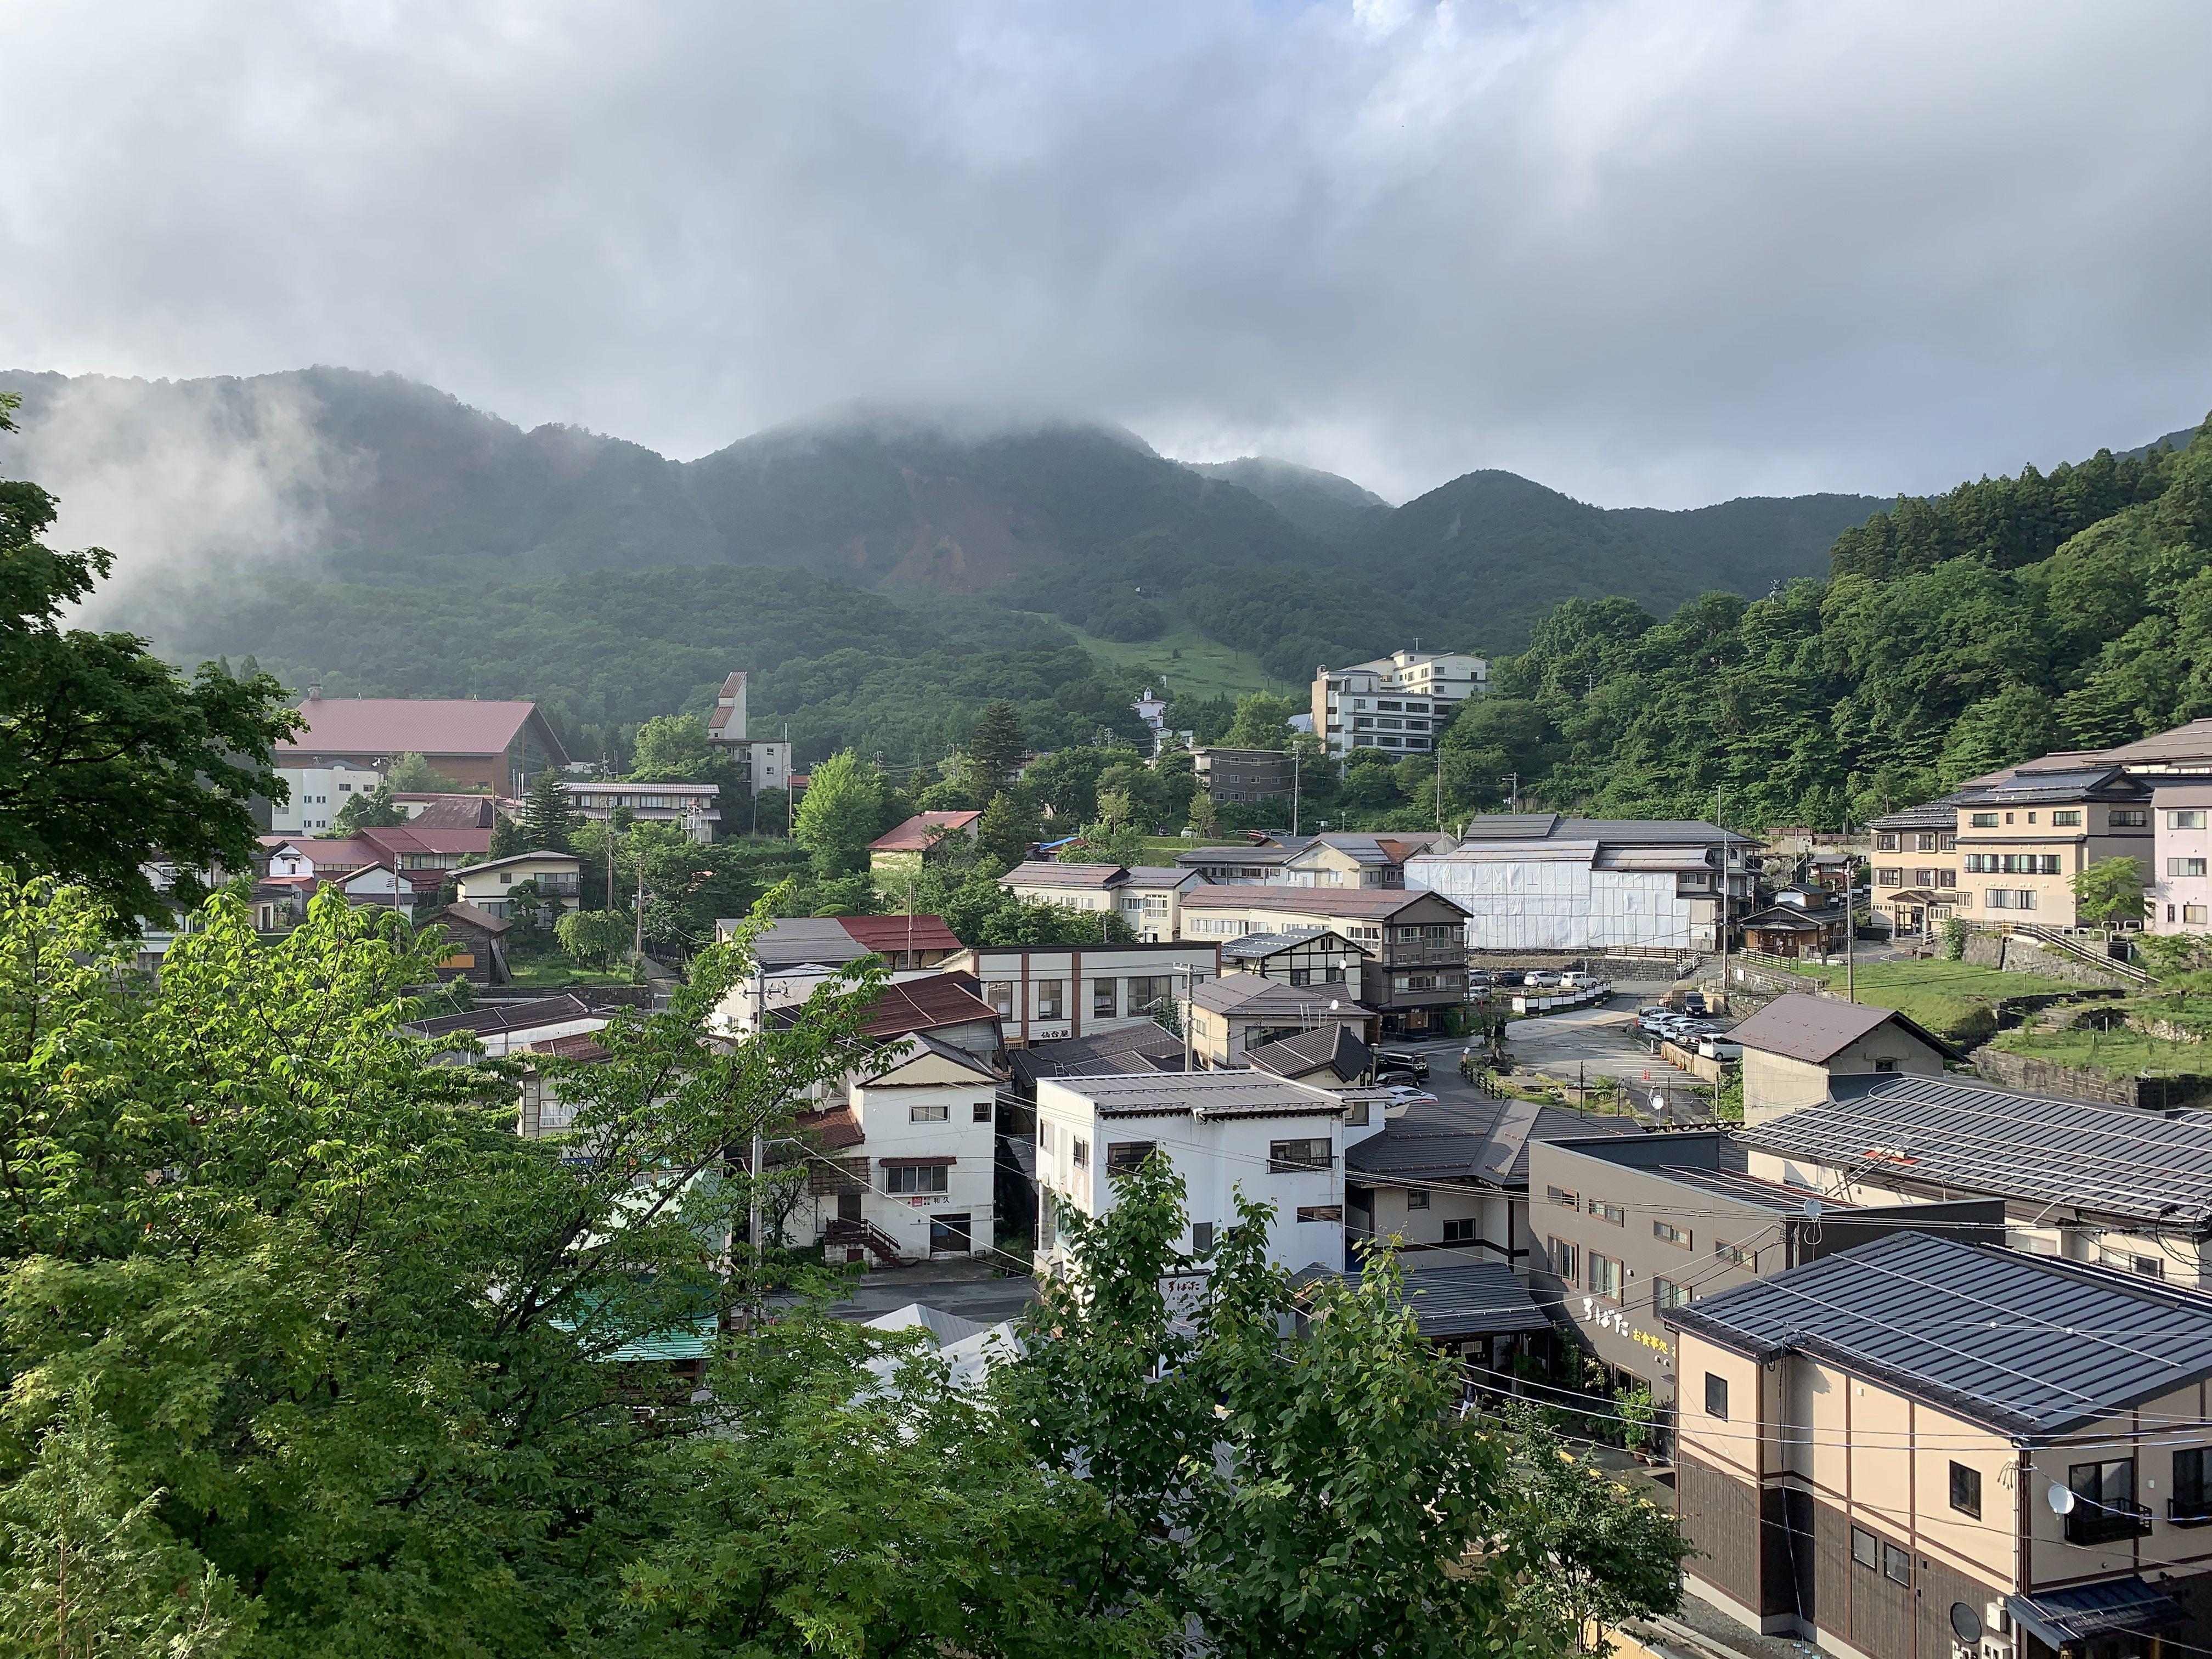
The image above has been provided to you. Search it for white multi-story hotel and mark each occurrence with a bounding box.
[270,759,386,833]
[1310,650,1487,759]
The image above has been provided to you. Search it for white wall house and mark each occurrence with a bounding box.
[563,780,720,843]
[1407,815,1758,952]
[2152,779,2212,935]
[1034,1071,1365,1273]
[943,941,1220,1046]
[272,760,385,833]
[1311,650,1487,760]
[801,1035,1001,1266]
[452,851,584,920]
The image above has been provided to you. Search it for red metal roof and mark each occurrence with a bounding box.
[860,978,1001,1040]
[835,915,962,955]
[276,697,566,763]
[359,825,494,859]
[400,795,499,830]
[868,811,981,853]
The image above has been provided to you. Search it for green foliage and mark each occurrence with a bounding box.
[487,814,523,860]
[0,400,296,921]
[977,789,1041,867]
[555,907,631,968]
[1940,915,1970,960]
[2073,855,2150,927]
[793,750,888,876]
[1066,821,1150,868]
[964,699,1027,794]
[1186,781,1222,838]
[384,751,467,793]
[1005,1156,1688,1655]
[331,780,408,833]
[517,768,577,853]
[1217,690,1301,751]
[627,712,718,780]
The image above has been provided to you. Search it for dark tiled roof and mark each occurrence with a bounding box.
[435,901,510,934]
[1247,1025,1372,1084]
[1727,992,1956,1064]
[1003,861,1124,889]
[1189,974,1370,1018]
[1741,1073,2212,1224]
[1671,1231,2212,1437]
[1866,794,1970,831]
[1181,886,1468,919]
[1296,1261,1551,1340]
[407,992,598,1040]
[1347,1094,1640,1189]
[1044,1070,1343,1121]
[1007,1022,1187,1090]
[1220,926,1372,961]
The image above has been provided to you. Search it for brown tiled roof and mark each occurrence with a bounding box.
[869,812,981,852]
[1727,992,1957,1064]
[836,915,963,955]
[529,1032,611,1063]
[795,1104,864,1149]
[359,824,495,860]
[400,794,500,830]
[436,902,511,935]
[278,697,566,763]
[860,979,1002,1039]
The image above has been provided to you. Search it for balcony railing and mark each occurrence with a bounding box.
[2170,1497,2212,1528]
[2066,1500,2153,1545]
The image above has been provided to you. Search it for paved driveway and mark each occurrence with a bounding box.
[821,1256,1040,1327]
[1498,998,1712,1121]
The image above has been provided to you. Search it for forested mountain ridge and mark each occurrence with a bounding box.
[1452,419,2212,831]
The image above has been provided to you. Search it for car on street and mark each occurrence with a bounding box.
[1696,1037,1743,1060]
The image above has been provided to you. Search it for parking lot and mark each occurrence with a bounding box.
[1466,991,1723,1124]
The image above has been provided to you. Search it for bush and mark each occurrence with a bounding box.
[1940,916,1969,960]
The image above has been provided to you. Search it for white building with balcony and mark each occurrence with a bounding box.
[563,779,720,843]
[1034,1071,1376,1273]
[1311,650,1487,760]
[271,759,386,833]
[2151,778,2212,935]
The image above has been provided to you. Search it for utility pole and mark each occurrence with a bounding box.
[1435,753,1443,832]
[1845,823,1858,1002]
[1500,772,1519,812]
[1291,747,1301,836]
[633,854,646,964]
[785,721,793,839]
[1716,785,1729,1002]
[751,959,767,1266]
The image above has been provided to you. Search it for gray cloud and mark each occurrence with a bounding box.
[1,1,2208,507]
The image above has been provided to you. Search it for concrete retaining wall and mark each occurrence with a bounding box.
[1960,931,2139,990]
[1972,1047,2212,1109]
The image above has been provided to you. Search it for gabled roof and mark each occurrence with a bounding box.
[853,979,1002,1042]
[453,849,581,878]
[1740,1071,2212,1224]
[359,823,495,859]
[869,811,982,852]
[1189,973,1370,1019]
[1002,861,1125,889]
[1670,1231,2212,1438]
[1346,1094,1640,1189]
[1007,1022,1188,1089]
[1726,992,1957,1064]
[278,697,567,764]
[1220,927,1374,961]
[1446,815,1758,848]
[400,795,500,829]
[1180,886,1469,919]
[834,915,963,956]
[1247,1024,1371,1084]
[860,1031,1000,1085]
[271,835,381,867]
[752,918,876,971]
[1866,793,1971,832]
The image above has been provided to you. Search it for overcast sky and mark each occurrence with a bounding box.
[3,0,2209,507]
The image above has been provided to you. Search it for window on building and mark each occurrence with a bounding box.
[2176,1448,2211,1522]
[2172,810,2208,830]
[1126,975,1170,1012]
[1968,811,1998,828]
[1716,1240,1758,1268]
[1269,1138,1333,1173]
[1071,1138,1089,1169]
[909,1103,950,1123]
[1547,1186,1578,1207]
[2066,1459,2145,1545]
[1985,889,2038,910]
[1654,1220,1691,1248]
[1105,1141,1155,1175]
[1882,1543,1911,1585]
[1550,1238,1579,1280]
[2172,859,2209,878]
[1442,1218,1476,1244]
[1092,979,1119,1017]
[1034,980,1064,1020]
[985,981,1015,1017]
[973,1101,992,1123]
[1703,1372,1728,1420]
[1939,832,1958,850]
[2190,905,2210,925]
[1192,1222,1214,1252]
[2053,810,2083,827]
[1347,1099,1370,1126]
[1876,832,1901,850]
[1590,1253,1623,1301]
[1949,1461,1982,1519]
[1036,1121,1054,1155]
[1654,1278,1690,1311]
[1588,1199,1625,1226]
[885,1164,949,1195]
[1405,1189,1429,1210]
[1875,867,1903,887]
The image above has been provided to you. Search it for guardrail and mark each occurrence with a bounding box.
[1508,981,1614,1015]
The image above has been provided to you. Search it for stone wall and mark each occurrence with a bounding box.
[1972,1046,2212,1109]
[1960,929,2140,989]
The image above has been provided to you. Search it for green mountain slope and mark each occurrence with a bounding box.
[1187,456,1391,542]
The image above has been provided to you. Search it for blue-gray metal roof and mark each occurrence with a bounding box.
[1669,1231,2212,1438]
[1299,1261,1552,1340]
[1346,1094,1640,1188]
[1743,1074,2212,1226]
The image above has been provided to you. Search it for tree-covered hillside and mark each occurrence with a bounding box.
[1458,422,2211,830]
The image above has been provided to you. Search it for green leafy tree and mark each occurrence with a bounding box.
[384,751,468,793]
[2073,855,2149,927]
[627,713,718,780]
[1218,691,1300,751]
[518,768,577,853]
[555,907,632,968]
[0,396,296,920]
[331,780,408,834]
[487,814,523,860]
[977,789,1041,867]
[1186,781,1222,838]
[793,749,887,876]
[963,699,1027,795]
[1066,821,1149,868]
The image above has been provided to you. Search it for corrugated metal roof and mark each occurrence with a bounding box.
[1046,1070,1344,1120]
[1742,1073,2212,1224]
[1297,1261,1552,1340]
[279,697,565,763]
[1346,1094,1640,1188]
[1181,886,1468,918]
[1670,1231,2212,1437]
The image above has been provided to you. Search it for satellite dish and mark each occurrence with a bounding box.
[1329,999,1341,1011]
[2048,1482,2077,1515]
[1803,1199,1825,1222]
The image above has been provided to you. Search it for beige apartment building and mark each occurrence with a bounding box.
[1869,765,2152,934]
[1178,885,1470,1035]
[1311,650,1487,759]
[1671,1231,2212,1659]
[997,861,1201,943]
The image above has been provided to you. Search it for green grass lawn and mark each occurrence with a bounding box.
[1040,619,1286,701]
[504,960,635,989]
[1757,955,2078,1043]
[1989,1026,2212,1079]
